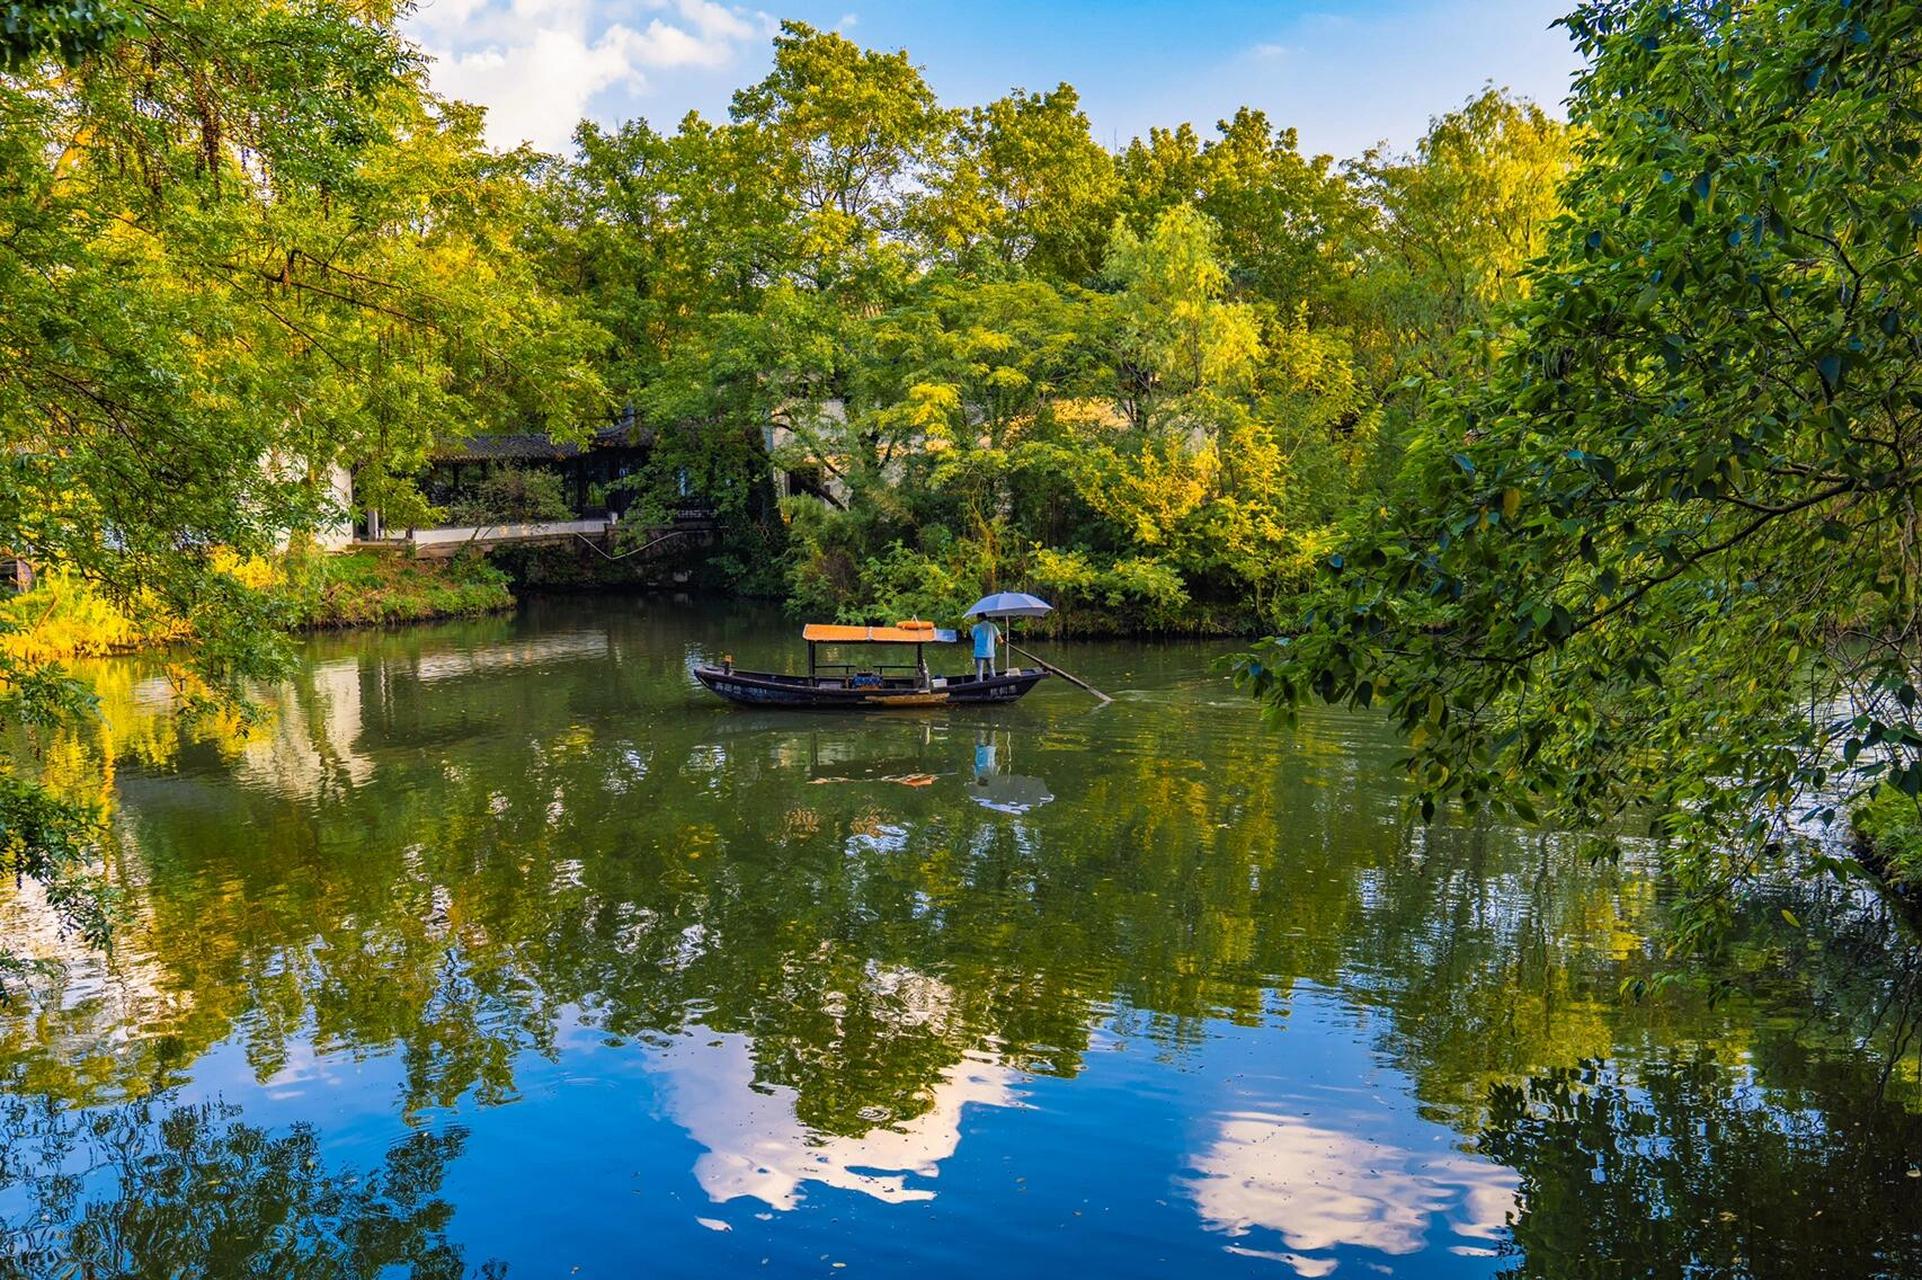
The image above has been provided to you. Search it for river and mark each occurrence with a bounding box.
[1,597,1919,1277]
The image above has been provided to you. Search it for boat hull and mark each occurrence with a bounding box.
[693,666,1046,709]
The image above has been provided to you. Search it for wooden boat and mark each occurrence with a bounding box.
[693,621,1048,709]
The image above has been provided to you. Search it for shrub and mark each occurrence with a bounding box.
[0,572,148,660]
[446,467,573,526]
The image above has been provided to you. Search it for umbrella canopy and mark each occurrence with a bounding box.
[962,592,1053,620]
[968,774,1054,815]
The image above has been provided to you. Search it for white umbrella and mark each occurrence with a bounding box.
[962,592,1053,619]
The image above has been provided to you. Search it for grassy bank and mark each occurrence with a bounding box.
[0,552,515,663]
[287,551,515,629]
[1852,791,1922,892]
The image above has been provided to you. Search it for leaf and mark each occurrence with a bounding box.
[1816,353,1843,392]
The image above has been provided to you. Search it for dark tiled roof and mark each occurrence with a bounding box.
[432,424,651,464]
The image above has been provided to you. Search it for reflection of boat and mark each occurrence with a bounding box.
[694,622,1048,709]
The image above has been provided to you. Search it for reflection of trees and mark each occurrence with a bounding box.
[1478,1052,1922,1279]
[0,1092,481,1279]
[4,603,1921,1173]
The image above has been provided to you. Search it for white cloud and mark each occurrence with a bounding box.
[677,0,760,41]
[407,0,770,152]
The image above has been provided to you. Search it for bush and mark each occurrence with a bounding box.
[0,572,145,660]
[445,467,573,526]
[854,542,987,626]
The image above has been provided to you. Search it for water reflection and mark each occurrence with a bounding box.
[1479,1054,1922,1279]
[653,1025,1019,1210]
[968,728,1053,814]
[0,600,1919,1275]
[1187,1107,1514,1275]
[0,1091,480,1279]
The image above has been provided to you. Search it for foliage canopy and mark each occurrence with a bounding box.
[1240,0,1922,948]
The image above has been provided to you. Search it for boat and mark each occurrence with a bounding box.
[693,621,1048,709]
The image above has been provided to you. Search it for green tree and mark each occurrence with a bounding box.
[1241,0,1922,950]
[730,20,949,288]
[1105,205,1262,431]
[923,83,1117,282]
[1118,110,1361,315]
[0,0,603,975]
[1350,87,1577,375]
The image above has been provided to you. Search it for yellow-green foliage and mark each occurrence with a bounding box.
[0,552,515,664]
[0,572,144,661]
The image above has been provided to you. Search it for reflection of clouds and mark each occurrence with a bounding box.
[651,1032,1016,1210]
[648,972,1021,1211]
[1185,1110,1516,1275]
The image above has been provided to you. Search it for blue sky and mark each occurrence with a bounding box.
[405,0,1583,160]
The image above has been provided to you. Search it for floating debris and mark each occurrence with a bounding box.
[807,773,939,788]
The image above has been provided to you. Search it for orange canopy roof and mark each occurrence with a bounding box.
[802,622,959,644]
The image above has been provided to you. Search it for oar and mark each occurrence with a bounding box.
[1006,639,1112,704]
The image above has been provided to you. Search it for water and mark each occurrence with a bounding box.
[3,597,1921,1278]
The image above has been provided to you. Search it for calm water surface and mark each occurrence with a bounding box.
[3,598,1922,1278]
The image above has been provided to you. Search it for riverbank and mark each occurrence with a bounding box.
[1852,791,1922,909]
[0,552,515,662]
[287,550,515,630]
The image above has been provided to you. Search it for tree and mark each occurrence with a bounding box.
[923,83,1117,282]
[2,0,128,67]
[1104,205,1262,431]
[1350,87,1577,375]
[729,20,949,288]
[1118,110,1361,316]
[0,0,603,977]
[1240,0,1922,951]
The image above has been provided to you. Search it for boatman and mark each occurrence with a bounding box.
[970,615,1001,678]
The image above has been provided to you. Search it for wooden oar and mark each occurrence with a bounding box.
[1006,640,1112,704]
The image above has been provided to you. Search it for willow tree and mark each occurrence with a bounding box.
[1350,87,1578,376]
[1242,0,1922,951]
[0,0,603,975]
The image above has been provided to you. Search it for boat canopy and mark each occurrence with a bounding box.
[802,621,959,644]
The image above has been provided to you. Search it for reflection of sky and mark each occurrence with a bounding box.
[649,1030,1019,1210]
[4,973,1526,1277]
[1187,1111,1514,1275]
[1179,987,1518,1277]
